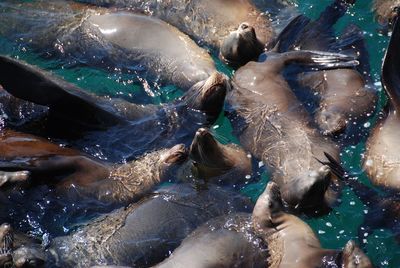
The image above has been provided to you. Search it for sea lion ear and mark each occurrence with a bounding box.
[341,240,374,268]
[381,9,400,113]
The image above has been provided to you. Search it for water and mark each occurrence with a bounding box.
[0,0,398,266]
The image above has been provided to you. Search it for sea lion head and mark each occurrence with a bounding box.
[281,165,332,212]
[159,144,189,181]
[12,245,46,268]
[341,240,374,268]
[252,182,284,233]
[316,109,346,136]
[189,128,251,184]
[182,72,228,122]
[220,22,265,68]
[0,223,13,267]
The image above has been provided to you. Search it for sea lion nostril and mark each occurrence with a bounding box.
[240,23,249,30]
[196,128,208,137]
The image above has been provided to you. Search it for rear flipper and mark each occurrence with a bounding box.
[268,50,359,71]
[274,0,355,53]
[0,55,126,130]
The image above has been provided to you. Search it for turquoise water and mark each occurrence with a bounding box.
[0,0,398,266]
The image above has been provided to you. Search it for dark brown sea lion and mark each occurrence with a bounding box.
[364,12,400,191]
[252,181,374,268]
[0,55,227,161]
[189,128,252,186]
[221,0,377,139]
[227,50,357,213]
[39,184,251,267]
[73,0,279,51]
[0,1,216,90]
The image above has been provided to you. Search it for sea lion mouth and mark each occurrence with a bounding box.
[162,144,188,164]
[220,22,264,67]
[0,223,13,265]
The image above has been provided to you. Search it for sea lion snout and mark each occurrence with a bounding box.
[190,128,218,164]
[12,245,46,268]
[162,144,188,164]
[220,23,264,68]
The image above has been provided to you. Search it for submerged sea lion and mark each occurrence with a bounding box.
[0,129,188,204]
[252,182,374,268]
[29,184,251,267]
[189,128,252,186]
[364,12,400,191]
[73,0,278,50]
[221,0,377,139]
[227,50,356,213]
[0,56,227,161]
[0,1,215,90]
[154,213,268,268]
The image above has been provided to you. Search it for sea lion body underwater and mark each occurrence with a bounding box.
[73,0,278,51]
[364,12,400,191]
[39,184,251,267]
[252,182,374,268]
[0,55,227,161]
[221,0,377,140]
[153,213,268,268]
[0,0,215,90]
[227,50,357,212]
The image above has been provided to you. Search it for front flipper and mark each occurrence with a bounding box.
[265,50,359,72]
[0,55,126,130]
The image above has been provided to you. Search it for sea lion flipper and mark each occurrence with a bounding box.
[281,50,358,70]
[274,0,353,53]
[0,55,125,129]
[382,10,400,112]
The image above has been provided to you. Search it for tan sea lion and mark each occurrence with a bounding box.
[252,182,374,268]
[221,0,377,139]
[227,50,356,213]
[0,0,216,90]
[364,12,400,191]
[73,0,279,51]
[0,129,189,205]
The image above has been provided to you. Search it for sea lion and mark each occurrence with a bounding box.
[221,0,377,139]
[0,129,189,205]
[73,0,278,51]
[373,0,400,30]
[252,181,374,268]
[364,12,400,191]
[227,50,356,213]
[153,213,268,268]
[0,56,227,161]
[35,184,251,267]
[0,0,216,90]
[189,128,252,186]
